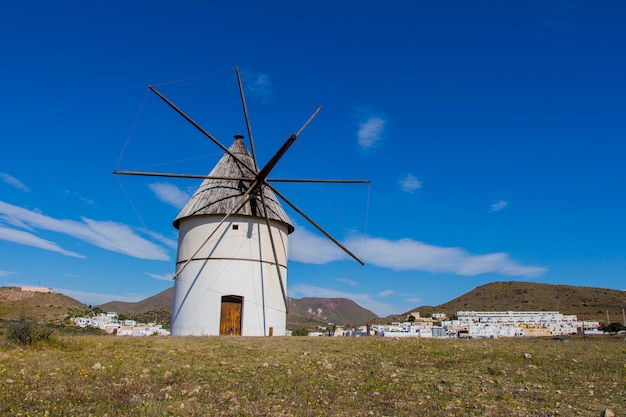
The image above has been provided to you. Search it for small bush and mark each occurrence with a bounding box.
[291,327,310,336]
[7,321,55,347]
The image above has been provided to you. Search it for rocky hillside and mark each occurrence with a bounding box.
[98,287,378,329]
[98,288,173,315]
[4,281,623,329]
[287,297,377,326]
[0,286,89,325]
[404,281,626,323]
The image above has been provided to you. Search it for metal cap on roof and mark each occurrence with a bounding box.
[173,136,294,233]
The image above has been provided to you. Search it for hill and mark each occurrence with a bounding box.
[287,297,378,327]
[0,286,90,325]
[98,288,173,315]
[4,282,624,330]
[404,281,626,323]
[97,287,174,327]
[98,287,378,329]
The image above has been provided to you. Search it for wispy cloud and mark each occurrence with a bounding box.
[146,272,174,281]
[0,270,17,278]
[244,71,272,102]
[0,173,30,192]
[358,237,546,278]
[289,227,347,264]
[378,290,394,297]
[143,229,178,250]
[357,116,387,149]
[0,201,170,260]
[290,227,546,278]
[0,225,86,258]
[65,190,94,205]
[399,174,422,194]
[336,277,358,286]
[148,182,191,210]
[402,296,423,305]
[289,284,393,316]
[490,200,509,212]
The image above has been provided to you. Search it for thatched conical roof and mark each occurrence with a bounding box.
[173,136,294,233]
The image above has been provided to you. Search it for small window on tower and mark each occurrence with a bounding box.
[232,224,239,230]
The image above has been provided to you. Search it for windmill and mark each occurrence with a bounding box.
[115,68,368,336]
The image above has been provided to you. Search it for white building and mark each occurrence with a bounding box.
[369,310,600,339]
[20,286,52,293]
[72,313,170,336]
[374,322,444,338]
[445,311,598,337]
[171,136,293,337]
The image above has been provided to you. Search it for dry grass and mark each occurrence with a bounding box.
[0,335,624,416]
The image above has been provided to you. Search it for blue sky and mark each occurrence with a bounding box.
[1,1,624,317]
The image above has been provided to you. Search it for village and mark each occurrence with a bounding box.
[72,312,170,336]
[72,309,602,339]
[364,311,602,339]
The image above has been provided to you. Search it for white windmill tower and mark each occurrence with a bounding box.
[115,68,367,336]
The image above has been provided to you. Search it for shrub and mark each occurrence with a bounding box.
[600,322,625,334]
[7,321,55,347]
[291,327,310,336]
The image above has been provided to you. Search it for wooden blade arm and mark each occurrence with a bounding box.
[267,178,370,184]
[267,183,365,266]
[113,170,370,184]
[149,85,257,176]
[113,170,369,184]
[113,170,254,182]
[259,190,289,313]
[236,67,259,170]
[254,106,322,187]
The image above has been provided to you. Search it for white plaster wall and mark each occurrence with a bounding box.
[171,215,289,336]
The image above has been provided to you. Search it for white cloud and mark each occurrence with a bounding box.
[399,174,422,194]
[289,227,347,264]
[0,173,30,192]
[0,201,170,261]
[357,236,546,278]
[0,270,17,278]
[357,117,386,149]
[289,283,394,316]
[402,296,423,305]
[378,290,394,297]
[143,229,178,250]
[490,200,508,212]
[80,218,170,260]
[244,71,272,101]
[0,225,86,258]
[289,226,546,278]
[65,190,95,205]
[146,272,174,281]
[148,182,190,210]
[336,277,358,286]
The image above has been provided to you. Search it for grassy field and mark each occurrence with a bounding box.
[0,334,624,416]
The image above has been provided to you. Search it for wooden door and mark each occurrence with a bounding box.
[220,295,243,335]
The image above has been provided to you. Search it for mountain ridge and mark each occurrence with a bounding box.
[2,281,624,329]
[97,287,378,328]
[401,281,626,323]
